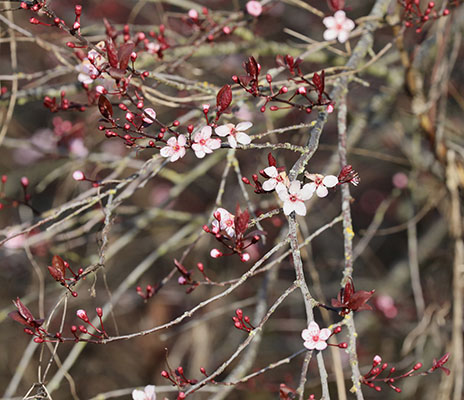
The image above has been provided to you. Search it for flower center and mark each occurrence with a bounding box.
[314,177,322,186]
[199,139,206,145]
[225,219,234,227]
[289,194,298,202]
[312,334,320,342]
[173,144,180,151]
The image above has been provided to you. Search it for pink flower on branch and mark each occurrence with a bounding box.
[323,10,355,43]
[132,384,156,400]
[215,122,252,148]
[191,126,221,158]
[277,180,314,216]
[261,166,288,192]
[301,321,331,351]
[305,172,339,198]
[160,135,187,162]
[246,1,263,17]
[212,207,235,237]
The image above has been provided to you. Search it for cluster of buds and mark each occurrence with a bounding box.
[184,7,234,42]
[398,1,450,33]
[0,175,39,214]
[161,366,198,398]
[233,55,333,114]
[362,353,450,392]
[136,284,156,302]
[72,308,108,341]
[232,308,255,332]
[204,206,264,262]
[174,260,213,293]
[43,90,85,113]
[47,255,84,297]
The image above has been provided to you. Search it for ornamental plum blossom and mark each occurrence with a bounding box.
[76,42,106,84]
[132,385,156,400]
[191,126,221,158]
[160,135,187,162]
[215,121,252,149]
[322,10,355,43]
[305,173,339,198]
[262,166,288,192]
[246,1,263,17]
[301,321,331,351]
[277,180,314,216]
[212,207,235,237]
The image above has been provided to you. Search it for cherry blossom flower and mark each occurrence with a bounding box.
[277,180,314,216]
[212,207,235,237]
[142,108,157,124]
[72,170,85,181]
[262,166,288,192]
[305,173,339,198]
[76,43,105,84]
[132,385,156,400]
[191,126,221,158]
[246,1,263,17]
[215,122,252,149]
[160,135,187,162]
[301,321,331,351]
[322,10,355,43]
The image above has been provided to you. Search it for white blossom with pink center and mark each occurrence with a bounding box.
[212,207,235,237]
[301,321,331,351]
[262,166,288,192]
[322,10,355,43]
[76,42,106,84]
[132,385,156,400]
[305,173,339,198]
[246,1,263,17]
[277,180,314,216]
[191,126,221,158]
[215,121,252,149]
[160,135,187,162]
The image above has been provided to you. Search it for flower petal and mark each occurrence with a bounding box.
[301,328,310,341]
[304,340,316,350]
[307,321,320,336]
[334,10,347,23]
[236,121,253,131]
[262,179,277,191]
[323,29,338,41]
[322,16,336,29]
[294,201,307,216]
[300,184,314,200]
[215,125,231,137]
[177,135,186,146]
[322,175,339,187]
[277,189,289,201]
[201,126,212,138]
[207,138,221,149]
[228,135,237,148]
[288,181,301,195]
[316,185,328,198]
[319,328,332,341]
[263,166,278,178]
[236,132,251,145]
[315,341,328,351]
[283,201,294,215]
[337,30,349,43]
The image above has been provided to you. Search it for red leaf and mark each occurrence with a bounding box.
[343,278,354,302]
[216,84,232,113]
[174,259,190,278]
[107,67,126,80]
[243,56,259,79]
[312,72,322,91]
[13,297,34,322]
[105,39,119,68]
[348,290,375,311]
[268,152,276,167]
[103,18,117,39]
[118,42,135,70]
[98,94,113,119]
[234,206,249,236]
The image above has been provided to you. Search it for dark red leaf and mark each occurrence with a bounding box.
[243,56,259,79]
[312,72,322,91]
[103,18,117,39]
[343,278,354,302]
[107,67,126,80]
[48,265,64,282]
[174,259,190,278]
[105,39,119,68]
[234,206,249,236]
[268,153,276,167]
[275,55,285,68]
[348,290,375,311]
[216,85,232,113]
[13,297,34,322]
[238,75,252,87]
[118,42,135,70]
[9,298,44,328]
[98,94,113,119]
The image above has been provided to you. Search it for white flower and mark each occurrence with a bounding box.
[212,207,235,237]
[301,321,331,351]
[277,181,314,216]
[132,385,156,400]
[76,42,106,84]
[305,173,339,198]
[323,10,355,43]
[262,166,288,192]
[215,122,252,149]
[160,135,187,162]
[191,126,221,158]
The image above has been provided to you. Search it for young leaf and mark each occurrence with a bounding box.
[118,42,135,70]
[98,94,113,119]
[216,84,232,113]
[105,38,119,68]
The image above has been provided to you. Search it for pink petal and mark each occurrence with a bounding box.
[263,166,278,178]
[177,135,186,146]
[206,138,221,149]
[307,321,320,336]
[288,181,301,195]
[316,185,328,198]
[294,201,307,216]
[337,30,350,43]
[334,10,347,24]
[236,132,251,145]
[322,175,338,187]
[301,328,311,341]
[160,147,173,157]
[277,189,289,202]
[343,19,355,31]
[228,136,237,148]
[319,328,331,341]
[315,341,328,351]
[262,179,277,191]
[323,16,336,29]
[166,137,177,146]
[304,340,317,350]
[236,121,253,131]
[323,29,338,41]
[201,126,212,138]
[215,125,231,137]
[194,149,206,158]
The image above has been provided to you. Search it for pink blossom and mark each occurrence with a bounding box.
[277,181,314,216]
[142,108,157,124]
[215,122,252,148]
[160,135,187,162]
[323,10,355,43]
[132,385,156,400]
[191,126,221,158]
[212,207,235,237]
[69,138,89,158]
[246,1,263,17]
[301,321,331,351]
[72,170,85,181]
[262,166,288,192]
[305,173,338,198]
[188,9,199,20]
[210,248,223,258]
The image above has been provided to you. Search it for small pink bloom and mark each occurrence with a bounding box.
[306,173,338,198]
[215,121,252,148]
[160,135,187,162]
[72,170,85,181]
[240,253,250,262]
[188,9,199,20]
[212,207,235,237]
[301,321,331,351]
[246,1,263,17]
[210,249,223,258]
[392,172,408,189]
[20,177,29,187]
[323,10,355,43]
[277,181,314,216]
[132,385,156,400]
[191,126,221,158]
[142,108,157,124]
[373,355,382,365]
